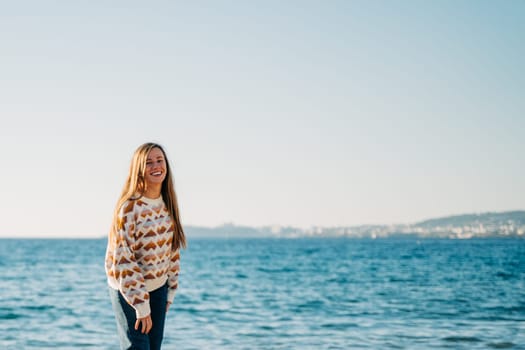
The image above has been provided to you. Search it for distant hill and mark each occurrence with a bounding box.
[415,211,525,228]
[185,211,525,239]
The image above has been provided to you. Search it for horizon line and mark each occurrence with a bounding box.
[1,208,523,239]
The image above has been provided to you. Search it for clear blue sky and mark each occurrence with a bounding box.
[1,1,523,237]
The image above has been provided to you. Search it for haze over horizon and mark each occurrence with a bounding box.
[1,1,524,238]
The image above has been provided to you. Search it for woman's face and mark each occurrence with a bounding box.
[144,147,167,186]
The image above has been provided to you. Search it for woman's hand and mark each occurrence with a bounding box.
[166,301,172,313]
[135,314,153,334]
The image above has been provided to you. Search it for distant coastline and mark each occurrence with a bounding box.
[186,210,525,239]
[2,211,524,240]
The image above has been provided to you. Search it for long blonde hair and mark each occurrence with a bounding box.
[110,142,186,250]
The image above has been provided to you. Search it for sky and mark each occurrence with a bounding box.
[1,1,524,237]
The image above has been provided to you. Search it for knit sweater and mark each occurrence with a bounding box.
[105,195,180,318]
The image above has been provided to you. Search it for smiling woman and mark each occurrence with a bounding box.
[105,142,186,350]
[144,147,168,194]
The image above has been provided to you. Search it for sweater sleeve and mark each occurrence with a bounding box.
[167,247,180,303]
[108,201,151,318]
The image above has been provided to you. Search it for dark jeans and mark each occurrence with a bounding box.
[109,283,168,350]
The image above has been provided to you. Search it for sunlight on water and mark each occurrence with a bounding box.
[0,238,524,349]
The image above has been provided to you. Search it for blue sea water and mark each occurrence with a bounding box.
[0,238,524,349]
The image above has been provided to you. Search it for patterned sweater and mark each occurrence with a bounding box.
[105,196,180,318]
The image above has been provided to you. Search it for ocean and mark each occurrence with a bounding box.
[0,238,523,349]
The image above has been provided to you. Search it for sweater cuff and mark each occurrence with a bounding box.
[134,301,151,319]
[167,289,177,304]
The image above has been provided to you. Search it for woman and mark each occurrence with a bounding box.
[105,142,186,350]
